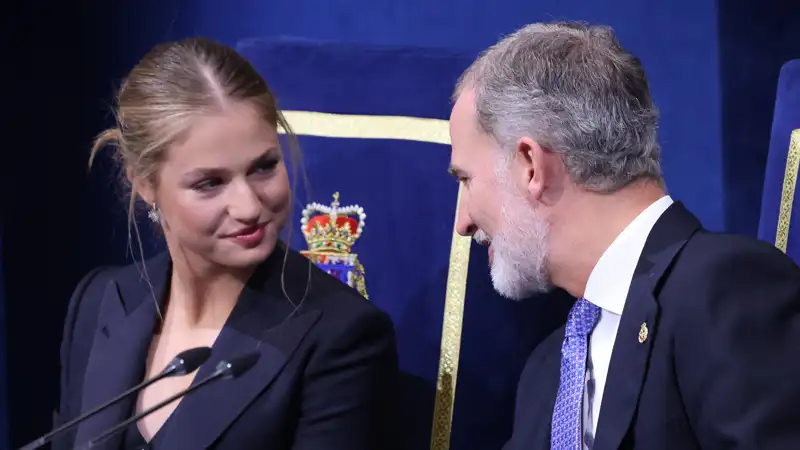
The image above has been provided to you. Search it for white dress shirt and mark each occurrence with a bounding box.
[580,195,674,449]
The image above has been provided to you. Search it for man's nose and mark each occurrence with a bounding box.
[454,197,477,237]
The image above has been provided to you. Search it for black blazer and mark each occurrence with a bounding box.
[504,202,800,450]
[54,243,398,450]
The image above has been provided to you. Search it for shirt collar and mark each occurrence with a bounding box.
[584,195,674,315]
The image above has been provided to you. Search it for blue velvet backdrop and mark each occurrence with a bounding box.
[759,60,800,261]
[2,0,798,447]
[235,38,575,449]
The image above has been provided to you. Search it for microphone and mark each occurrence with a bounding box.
[74,351,260,450]
[17,346,212,450]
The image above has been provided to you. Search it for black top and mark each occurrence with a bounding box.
[53,243,399,450]
[121,425,150,450]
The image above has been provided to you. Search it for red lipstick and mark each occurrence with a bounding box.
[228,225,265,248]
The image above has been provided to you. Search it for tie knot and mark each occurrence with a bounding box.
[565,297,600,338]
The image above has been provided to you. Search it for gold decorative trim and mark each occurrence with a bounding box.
[775,129,800,252]
[279,111,470,450]
[429,184,471,450]
[281,110,451,144]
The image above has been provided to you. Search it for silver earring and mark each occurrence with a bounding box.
[147,203,160,223]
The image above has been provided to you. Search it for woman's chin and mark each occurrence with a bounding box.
[215,236,278,269]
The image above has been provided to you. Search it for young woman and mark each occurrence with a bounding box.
[54,37,398,450]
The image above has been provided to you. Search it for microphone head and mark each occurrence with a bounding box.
[163,346,212,376]
[215,351,260,379]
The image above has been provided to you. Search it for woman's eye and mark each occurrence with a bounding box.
[253,159,278,174]
[193,178,222,191]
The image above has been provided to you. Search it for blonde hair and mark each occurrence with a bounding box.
[89,37,310,316]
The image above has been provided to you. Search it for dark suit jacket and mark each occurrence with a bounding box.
[504,202,800,450]
[53,243,398,450]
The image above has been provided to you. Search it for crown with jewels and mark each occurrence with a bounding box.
[300,192,366,253]
[300,192,369,299]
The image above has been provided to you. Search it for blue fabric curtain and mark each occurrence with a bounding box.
[237,37,572,449]
[758,60,800,261]
[3,0,797,445]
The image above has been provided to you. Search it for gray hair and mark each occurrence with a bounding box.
[456,21,663,192]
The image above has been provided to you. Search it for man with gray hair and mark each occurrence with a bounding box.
[448,21,800,449]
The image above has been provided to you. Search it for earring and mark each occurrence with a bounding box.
[147,203,160,223]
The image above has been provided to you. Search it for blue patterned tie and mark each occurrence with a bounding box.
[551,297,601,450]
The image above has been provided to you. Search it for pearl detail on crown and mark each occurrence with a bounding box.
[300,192,366,253]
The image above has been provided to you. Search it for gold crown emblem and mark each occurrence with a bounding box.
[300,192,365,253]
[300,192,369,299]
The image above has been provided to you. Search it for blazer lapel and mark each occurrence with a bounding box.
[72,255,170,450]
[503,323,566,450]
[593,202,701,450]
[162,246,323,448]
[591,269,658,450]
[538,328,566,450]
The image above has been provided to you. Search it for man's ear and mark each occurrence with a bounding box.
[514,136,548,201]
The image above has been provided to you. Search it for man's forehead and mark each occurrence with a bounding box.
[451,88,477,122]
[449,88,478,159]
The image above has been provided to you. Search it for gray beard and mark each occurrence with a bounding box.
[488,190,552,300]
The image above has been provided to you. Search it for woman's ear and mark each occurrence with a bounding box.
[128,168,155,205]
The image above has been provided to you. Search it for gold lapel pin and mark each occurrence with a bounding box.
[638,322,649,344]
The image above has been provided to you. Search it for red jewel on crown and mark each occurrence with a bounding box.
[300,192,366,254]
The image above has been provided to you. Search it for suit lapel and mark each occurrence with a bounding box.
[72,245,323,448]
[538,328,566,450]
[162,245,323,448]
[73,254,170,450]
[593,202,701,450]
[503,323,566,450]
[591,269,658,450]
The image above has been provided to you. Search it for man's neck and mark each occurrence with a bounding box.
[548,182,666,298]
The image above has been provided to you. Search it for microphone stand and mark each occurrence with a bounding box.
[18,371,170,450]
[17,346,211,450]
[73,352,259,450]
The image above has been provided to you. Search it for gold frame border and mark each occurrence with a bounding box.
[775,129,800,252]
[280,110,470,450]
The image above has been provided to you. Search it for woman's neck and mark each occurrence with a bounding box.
[163,255,255,330]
